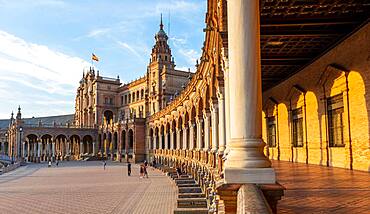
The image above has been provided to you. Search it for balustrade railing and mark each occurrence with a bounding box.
[22,123,97,129]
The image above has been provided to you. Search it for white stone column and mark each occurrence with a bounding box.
[93,142,96,155]
[52,141,55,159]
[46,139,50,159]
[164,131,168,149]
[68,140,71,155]
[176,128,181,150]
[183,126,188,150]
[37,141,41,158]
[211,103,219,152]
[27,141,30,160]
[147,135,151,151]
[153,133,157,149]
[22,142,25,158]
[170,129,174,150]
[189,123,194,150]
[196,118,202,150]
[159,131,163,149]
[224,0,275,184]
[33,142,37,159]
[203,113,211,151]
[80,142,83,155]
[217,90,226,153]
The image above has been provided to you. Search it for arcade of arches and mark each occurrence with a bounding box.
[3,0,369,213]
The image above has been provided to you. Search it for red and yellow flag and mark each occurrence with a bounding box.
[92,53,99,61]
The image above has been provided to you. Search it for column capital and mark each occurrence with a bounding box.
[216,87,225,100]
[203,111,211,120]
[196,117,203,124]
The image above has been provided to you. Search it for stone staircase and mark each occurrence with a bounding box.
[157,165,209,214]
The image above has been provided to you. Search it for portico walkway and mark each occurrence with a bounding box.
[0,161,176,214]
[273,160,370,214]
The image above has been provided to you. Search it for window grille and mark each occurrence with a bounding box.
[292,108,304,147]
[327,94,345,147]
[267,116,277,147]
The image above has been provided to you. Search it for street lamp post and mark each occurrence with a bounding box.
[125,117,129,162]
[18,127,23,162]
[4,133,8,157]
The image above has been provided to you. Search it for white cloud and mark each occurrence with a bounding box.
[178,48,200,66]
[117,41,145,62]
[0,0,66,8]
[175,66,191,72]
[155,1,200,14]
[87,28,111,38]
[0,30,89,118]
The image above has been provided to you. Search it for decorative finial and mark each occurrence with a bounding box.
[18,105,21,112]
[160,13,163,30]
[117,75,120,80]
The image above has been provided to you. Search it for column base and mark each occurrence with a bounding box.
[224,168,276,184]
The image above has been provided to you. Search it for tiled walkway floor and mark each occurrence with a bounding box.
[0,161,176,214]
[273,160,370,214]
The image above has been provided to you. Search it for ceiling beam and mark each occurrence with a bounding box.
[261,17,364,27]
[260,29,344,37]
[261,58,310,65]
[262,77,282,81]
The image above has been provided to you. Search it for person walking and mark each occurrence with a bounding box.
[176,165,181,178]
[48,161,52,168]
[139,164,144,178]
[56,160,59,167]
[127,161,131,176]
[144,164,148,178]
[103,160,106,170]
[152,159,156,168]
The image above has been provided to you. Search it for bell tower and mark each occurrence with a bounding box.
[147,15,175,115]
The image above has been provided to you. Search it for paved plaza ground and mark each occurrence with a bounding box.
[273,160,370,214]
[0,161,176,214]
[1,161,369,214]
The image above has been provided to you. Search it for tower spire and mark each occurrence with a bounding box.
[160,13,163,30]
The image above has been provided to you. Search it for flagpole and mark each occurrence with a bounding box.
[91,53,94,69]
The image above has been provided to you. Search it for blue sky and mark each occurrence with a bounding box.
[0,0,206,119]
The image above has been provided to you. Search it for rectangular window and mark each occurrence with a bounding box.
[121,96,123,105]
[124,95,127,104]
[267,116,276,147]
[292,108,304,147]
[104,97,108,104]
[327,94,345,147]
[109,98,113,105]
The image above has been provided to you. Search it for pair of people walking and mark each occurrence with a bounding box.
[132,161,149,178]
[138,160,148,178]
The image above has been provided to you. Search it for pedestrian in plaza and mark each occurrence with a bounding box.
[56,160,59,167]
[144,164,148,178]
[103,160,106,170]
[139,164,144,178]
[176,165,181,178]
[152,159,156,168]
[48,160,52,168]
[127,161,131,176]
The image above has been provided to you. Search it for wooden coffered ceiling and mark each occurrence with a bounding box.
[259,0,370,91]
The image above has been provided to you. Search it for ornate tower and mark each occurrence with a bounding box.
[16,106,22,121]
[147,15,175,115]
